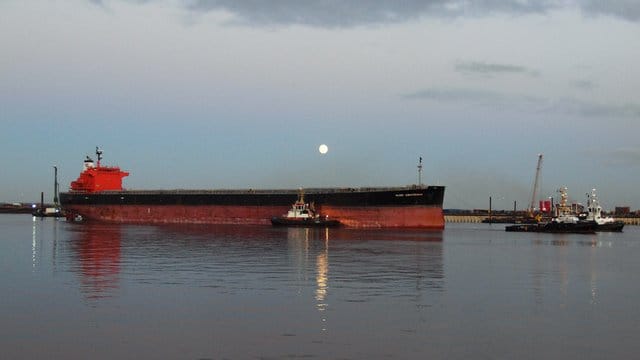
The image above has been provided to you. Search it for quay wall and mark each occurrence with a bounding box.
[445,215,484,223]
[445,215,640,225]
[618,217,640,225]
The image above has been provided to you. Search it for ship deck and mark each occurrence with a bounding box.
[81,185,443,196]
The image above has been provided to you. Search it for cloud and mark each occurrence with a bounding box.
[403,87,640,120]
[90,0,150,5]
[188,1,428,27]
[89,1,640,26]
[402,88,504,103]
[548,98,640,118]
[602,147,640,166]
[185,0,558,27]
[581,0,640,22]
[184,0,640,26]
[455,61,540,77]
[570,79,596,90]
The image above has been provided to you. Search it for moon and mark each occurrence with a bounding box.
[318,144,328,154]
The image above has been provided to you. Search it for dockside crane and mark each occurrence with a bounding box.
[528,154,543,217]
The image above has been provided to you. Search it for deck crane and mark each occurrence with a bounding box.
[528,154,543,217]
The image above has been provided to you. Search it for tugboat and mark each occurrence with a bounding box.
[271,190,340,227]
[580,189,624,232]
[506,187,596,234]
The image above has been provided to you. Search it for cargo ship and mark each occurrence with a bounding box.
[60,149,445,229]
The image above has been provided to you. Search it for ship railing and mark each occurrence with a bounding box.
[72,184,441,195]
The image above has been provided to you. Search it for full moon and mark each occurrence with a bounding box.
[318,144,328,154]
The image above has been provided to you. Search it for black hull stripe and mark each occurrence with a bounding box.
[61,186,445,207]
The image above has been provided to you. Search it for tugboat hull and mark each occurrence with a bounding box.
[595,221,625,232]
[270,217,341,227]
[505,222,596,234]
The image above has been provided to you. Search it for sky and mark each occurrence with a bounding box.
[1,0,639,210]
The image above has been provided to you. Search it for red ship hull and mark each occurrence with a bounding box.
[64,203,444,229]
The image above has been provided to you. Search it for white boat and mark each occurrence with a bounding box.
[582,189,624,232]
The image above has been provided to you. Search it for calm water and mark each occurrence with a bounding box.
[2,215,640,359]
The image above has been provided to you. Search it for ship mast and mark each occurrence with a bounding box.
[96,146,103,167]
[53,165,59,207]
[417,156,423,186]
[528,154,543,216]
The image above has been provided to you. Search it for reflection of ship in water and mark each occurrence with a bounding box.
[283,227,444,331]
[62,223,444,308]
[282,228,331,318]
[67,224,122,300]
[531,235,609,307]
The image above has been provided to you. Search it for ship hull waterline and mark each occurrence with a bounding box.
[60,186,445,229]
[62,204,444,229]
